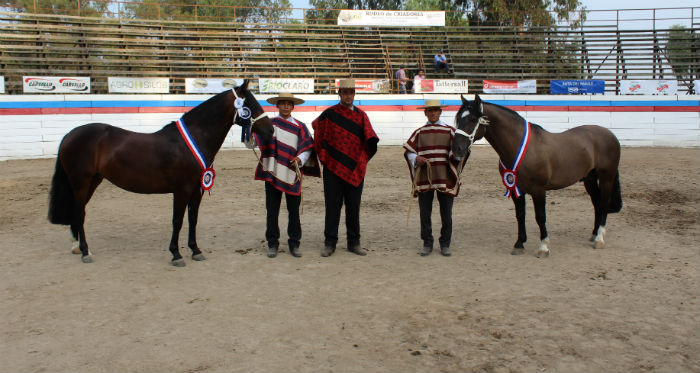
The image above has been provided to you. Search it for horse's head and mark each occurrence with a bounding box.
[453,94,489,158]
[232,80,274,142]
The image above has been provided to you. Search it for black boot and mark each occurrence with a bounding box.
[289,244,302,258]
[321,245,335,257]
[267,245,278,258]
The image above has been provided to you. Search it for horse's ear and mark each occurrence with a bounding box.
[461,94,468,104]
[241,79,250,90]
[474,94,482,105]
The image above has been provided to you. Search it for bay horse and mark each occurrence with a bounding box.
[452,94,622,257]
[48,80,273,266]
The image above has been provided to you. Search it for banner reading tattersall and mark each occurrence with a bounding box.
[334,79,390,93]
[23,76,90,93]
[186,78,243,93]
[0,76,4,94]
[695,80,700,94]
[483,80,536,94]
[415,79,468,93]
[338,10,445,27]
[259,78,314,93]
[619,80,678,95]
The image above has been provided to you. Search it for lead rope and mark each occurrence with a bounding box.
[406,159,433,225]
[293,162,305,215]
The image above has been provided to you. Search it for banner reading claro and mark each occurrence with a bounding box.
[258,78,314,93]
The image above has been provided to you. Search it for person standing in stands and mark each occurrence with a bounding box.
[413,69,426,93]
[252,93,320,258]
[434,49,451,74]
[404,99,466,257]
[312,79,379,257]
[395,64,408,94]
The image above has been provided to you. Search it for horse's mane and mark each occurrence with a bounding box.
[182,89,232,124]
[487,101,546,133]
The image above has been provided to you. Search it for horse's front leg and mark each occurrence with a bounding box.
[511,194,527,255]
[187,190,205,261]
[532,192,550,258]
[169,192,188,267]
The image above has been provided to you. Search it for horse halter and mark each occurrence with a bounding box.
[455,103,490,150]
[231,87,268,125]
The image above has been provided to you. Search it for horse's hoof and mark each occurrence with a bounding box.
[71,246,81,255]
[192,253,206,261]
[593,241,605,250]
[589,235,596,242]
[81,255,93,263]
[172,259,186,267]
[511,248,525,255]
[535,249,550,258]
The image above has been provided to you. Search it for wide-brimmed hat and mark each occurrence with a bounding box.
[266,92,304,105]
[417,99,448,109]
[338,79,356,89]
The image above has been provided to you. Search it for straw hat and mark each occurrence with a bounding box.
[417,99,448,109]
[338,79,356,89]
[266,92,304,105]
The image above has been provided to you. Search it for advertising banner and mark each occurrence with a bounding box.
[258,78,314,93]
[619,80,678,95]
[0,76,4,94]
[483,80,536,94]
[108,77,169,93]
[334,79,390,93]
[694,80,700,94]
[550,80,605,94]
[23,76,90,93]
[185,78,243,93]
[415,79,468,93]
[338,10,445,27]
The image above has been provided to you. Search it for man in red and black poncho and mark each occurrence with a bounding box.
[312,79,379,257]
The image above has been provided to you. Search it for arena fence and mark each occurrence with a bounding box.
[1,11,698,94]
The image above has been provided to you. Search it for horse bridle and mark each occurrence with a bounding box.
[231,87,268,126]
[455,103,489,151]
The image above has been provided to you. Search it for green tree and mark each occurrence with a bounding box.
[1,0,109,17]
[121,0,292,23]
[665,25,699,92]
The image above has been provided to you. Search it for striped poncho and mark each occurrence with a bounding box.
[253,116,320,195]
[403,122,466,197]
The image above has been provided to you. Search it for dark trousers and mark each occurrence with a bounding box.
[418,190,454,248]
[265,182,301,248]
[435,61,450,74]
[323,167,363,247]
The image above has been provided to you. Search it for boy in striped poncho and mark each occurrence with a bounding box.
[404,99,468,257]
[252,93,320,258]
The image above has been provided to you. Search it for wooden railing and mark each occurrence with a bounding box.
[1,12,698,94]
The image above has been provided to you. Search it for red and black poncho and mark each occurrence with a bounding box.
[312,104,379,187]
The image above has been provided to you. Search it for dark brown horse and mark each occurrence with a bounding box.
[452,94,622,257]
[48,80,273,266]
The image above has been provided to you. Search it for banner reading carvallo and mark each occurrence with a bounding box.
[337,10,445,27]
[108,77,169,93]
[23,76,91,93]
[185,78,243,93]
[258,78,314,93]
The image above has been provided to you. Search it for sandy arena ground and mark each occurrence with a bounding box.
[0,145,698,372]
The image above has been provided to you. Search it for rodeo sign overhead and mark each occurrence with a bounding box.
[338,10,445,27]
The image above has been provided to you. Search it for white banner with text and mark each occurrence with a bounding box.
[108,77,170,93]
[483,80,536,94]
[185,78,243,93]
[415,79,468,93]
[338,10,445,27]
[620,80,678,95]
[0,76,4,94]
[334,79,390,93]
[23,76,90,93]
[258,78,314,93]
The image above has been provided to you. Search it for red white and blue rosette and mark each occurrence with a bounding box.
[499,118,531,198]
[176,118,216,192]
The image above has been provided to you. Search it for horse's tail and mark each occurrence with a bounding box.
[48,156,74,225]
[608,172,622,213]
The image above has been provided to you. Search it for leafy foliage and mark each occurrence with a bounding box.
[665,25,699,88]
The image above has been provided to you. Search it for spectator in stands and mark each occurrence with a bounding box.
[413,69,426,93]
[395,64,408,94]
[312,79,379,257]
[434,49,451,74]
[404,99,466,257]
[252,93,320,258]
